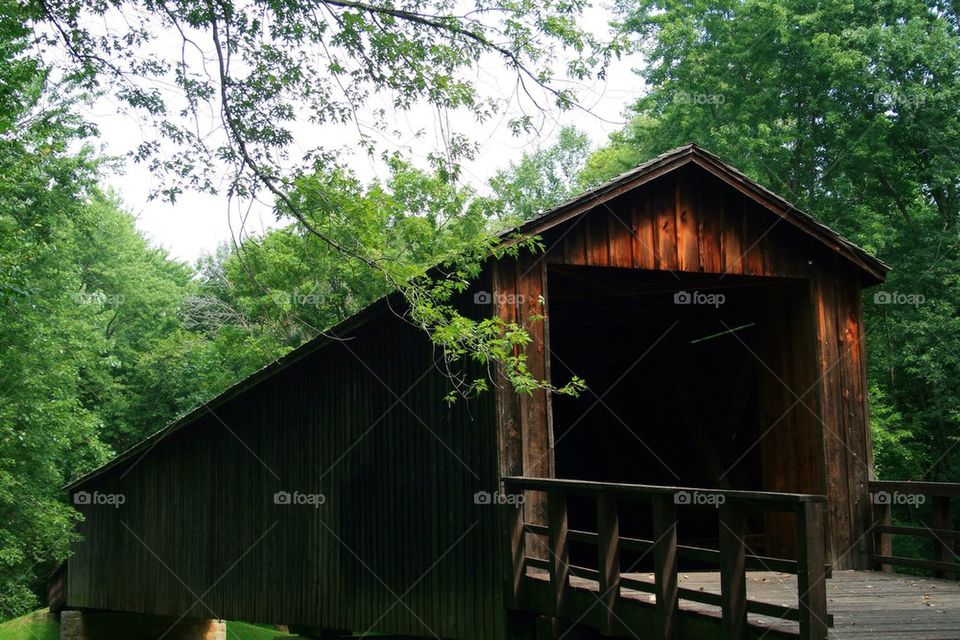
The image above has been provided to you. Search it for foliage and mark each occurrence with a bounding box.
[25,0,615,314]
[403,232,585,402]
[22,0,611,410]
[0,1,111,615]
[2,0,603,620]
[222,621,294,640]
[213,159,489,346]
[68,196,201,451]
[189,157,587,404]
[868,384,917,481]
[485,126,592,222]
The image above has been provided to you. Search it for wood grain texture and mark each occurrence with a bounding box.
[68,312,504,640]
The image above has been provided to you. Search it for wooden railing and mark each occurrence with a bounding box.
[502,477,829,640]
[869,480,960,578]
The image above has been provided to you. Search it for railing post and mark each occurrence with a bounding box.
[719,501,747,640]
[652,494,678,640]
[506,484,526,608]
[873,497,892,572]
[596,493,620,636]
[547,489,569,618]
[931,496,955,580]
[796,501,828,640]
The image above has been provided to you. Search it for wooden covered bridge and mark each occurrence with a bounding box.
[56,146,960,640]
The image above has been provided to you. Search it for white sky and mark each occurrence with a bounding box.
[83,6,644,264]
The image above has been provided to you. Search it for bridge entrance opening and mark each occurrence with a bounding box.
[547,264,823,565]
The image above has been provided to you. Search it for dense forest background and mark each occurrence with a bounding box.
[2,0,958,619]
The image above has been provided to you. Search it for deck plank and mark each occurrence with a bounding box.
[528,568,960,638]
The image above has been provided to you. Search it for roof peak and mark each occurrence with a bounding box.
[513,143,887,282]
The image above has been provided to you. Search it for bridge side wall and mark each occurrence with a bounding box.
[67,312,506,639]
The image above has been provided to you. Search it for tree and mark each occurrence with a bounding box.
[29,0,607,225]
[486,125,592,221]
[185,157,585,402]
[24,0,611,401]
[62,195,201,450]
[0,1,111,613]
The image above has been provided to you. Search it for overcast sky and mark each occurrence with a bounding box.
[83,7,644,264]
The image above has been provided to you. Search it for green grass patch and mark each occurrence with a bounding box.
[0,609,60,640]
[227,621,294,640]
[0,612,425,640]
[0,610,296,640]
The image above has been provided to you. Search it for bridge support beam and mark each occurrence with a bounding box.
[60,610,225,640]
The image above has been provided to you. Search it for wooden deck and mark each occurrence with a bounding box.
[530,569,960,639]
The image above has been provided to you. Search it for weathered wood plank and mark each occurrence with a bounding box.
[653,176,678,270]
[527,568,960,639]
[675,169,700,272]
[587,210,611,266]
[652,495,678,640]
[796,502,829,640]
[719,502,748,640]
[632,190,657,270]
[67,310,504,640]
[931,496,956,579]
[697,174,724,273]
[596,494,620,635]
[546,491,570,617]
[607,195,634,268]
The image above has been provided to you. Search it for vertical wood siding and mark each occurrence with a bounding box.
[68,314,506,639]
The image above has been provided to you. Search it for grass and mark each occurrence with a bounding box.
[227,621,295,640]
[0,610,295,640]
[0,610,59,640]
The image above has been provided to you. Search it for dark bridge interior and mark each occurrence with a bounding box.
[547,265,817,563]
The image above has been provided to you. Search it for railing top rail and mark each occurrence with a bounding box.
[503,476,827,506]
[869,479,960,498]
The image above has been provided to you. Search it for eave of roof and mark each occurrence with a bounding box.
[66,143,888,490]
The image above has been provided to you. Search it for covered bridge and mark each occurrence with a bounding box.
[57,145,960,640]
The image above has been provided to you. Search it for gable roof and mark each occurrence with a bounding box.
[65,144,888,491]
[510,143,888,283]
